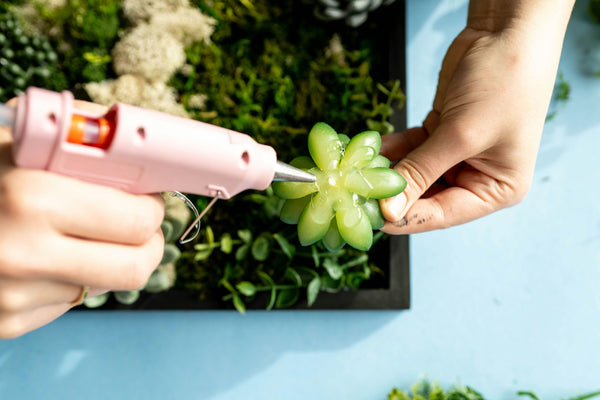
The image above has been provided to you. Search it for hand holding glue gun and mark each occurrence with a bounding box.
[0,87,314,338]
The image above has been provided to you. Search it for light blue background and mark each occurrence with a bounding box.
[2,1,599,399]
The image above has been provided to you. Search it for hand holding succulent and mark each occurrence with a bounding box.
[273,123,406,251]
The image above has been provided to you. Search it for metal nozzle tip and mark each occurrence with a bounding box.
[273,160,316,183]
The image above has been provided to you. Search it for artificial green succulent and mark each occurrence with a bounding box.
[273,122,406,251]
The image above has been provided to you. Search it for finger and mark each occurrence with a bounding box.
[0,302,71,339]
[2,166,165,245]
[6,229,165,290]
[379,124,471,223]
[380,127,428,161]
[0,277,105,312]
[381,184,495,234]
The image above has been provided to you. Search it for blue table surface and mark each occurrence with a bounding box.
[2,1,600,399]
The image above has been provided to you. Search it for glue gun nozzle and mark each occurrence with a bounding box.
[273,160,316,183]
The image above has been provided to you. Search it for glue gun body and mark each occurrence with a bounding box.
[7,87,310,199]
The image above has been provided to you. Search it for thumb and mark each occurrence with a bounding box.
[379,121,467,227]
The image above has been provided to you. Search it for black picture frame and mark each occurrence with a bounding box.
[78,0,410,311]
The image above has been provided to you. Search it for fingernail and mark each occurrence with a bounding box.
[382,191,407,221]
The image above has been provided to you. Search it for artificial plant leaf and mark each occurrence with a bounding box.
[336,206,373,251]
[306,276,321,307]
[308,122,343,170]
[322,218,345,252]
[340,130,380,169]
[273,233,296,259]
[338,133,351,149]
[360,198,385,230]
[297,193,335,246]
[344,168,406,199]
[290,155,316,170]
[251,234,271,261]
[366,154,391,169]
[279,196,311,224]
[236,281,257,296]
[272,180,318,200]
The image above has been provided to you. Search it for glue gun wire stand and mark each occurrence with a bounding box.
[2,87,316,243]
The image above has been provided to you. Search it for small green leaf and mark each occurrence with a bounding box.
[306,277,321,306]
[83,292,110,308]
[114,290,140,305]
[238,229,252,243]
[160,220,174,243]
[194,247,214,261]
[235,243,250,261]
[273,233,295,258]
[206,225,215,245]
[236,281,257,296]
[257,271,276,310]
[220,233,233,253]
[311,246,320,268]
[323,258,344,280]
[251,234,271,261]
[232,293,246,314]
[160,243,181,265]
[275,287,299,308]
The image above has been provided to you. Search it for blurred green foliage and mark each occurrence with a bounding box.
[0,9,66,101]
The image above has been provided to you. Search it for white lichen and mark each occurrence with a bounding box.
[111,24,186,82]
[121,0,189,23]
[85,75,188,117]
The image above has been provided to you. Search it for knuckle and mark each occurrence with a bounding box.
[121,235,164,290]
[0,289,27,313]
[399,158,432,195]
[127,198,165,244]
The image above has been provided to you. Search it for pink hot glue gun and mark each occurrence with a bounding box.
[0,87,315,242]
